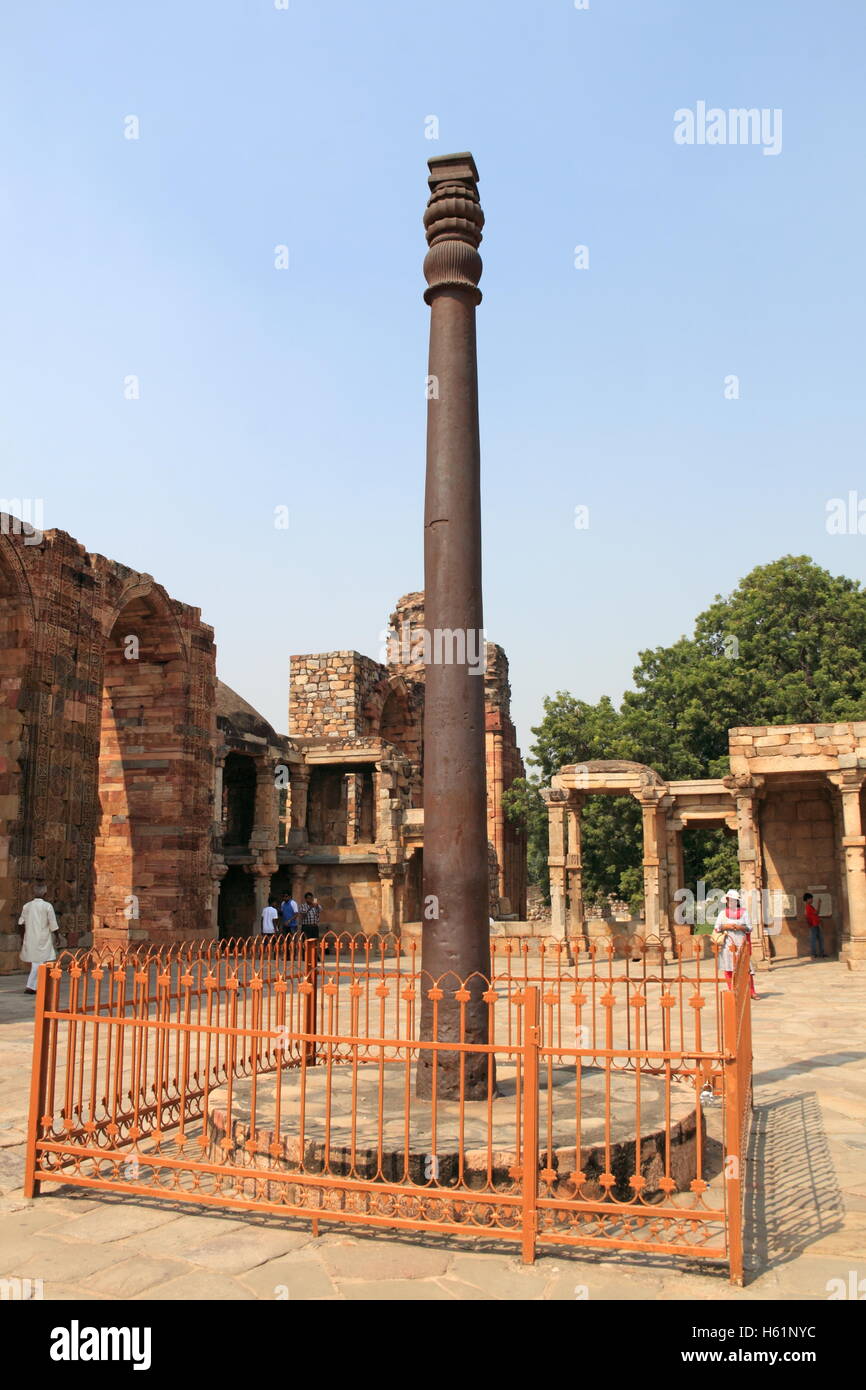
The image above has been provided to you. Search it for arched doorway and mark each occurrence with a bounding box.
[93,591,187,947]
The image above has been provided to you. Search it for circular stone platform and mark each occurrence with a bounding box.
[206,1062,704,1202]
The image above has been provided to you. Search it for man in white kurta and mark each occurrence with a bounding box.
[19,889,60,992]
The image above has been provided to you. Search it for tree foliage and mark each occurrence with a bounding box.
[512,557,866,904]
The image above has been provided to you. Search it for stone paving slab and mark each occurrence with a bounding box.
[0,957,863,1300]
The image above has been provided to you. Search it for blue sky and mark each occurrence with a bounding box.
[2,1,864,756]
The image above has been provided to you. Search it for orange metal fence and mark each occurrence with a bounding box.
[24,933,752,1281]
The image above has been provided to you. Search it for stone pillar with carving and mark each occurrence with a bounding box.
[635,787,666,942]
[213,753,227,839]
[210,751,228,938]
[344,772,363,847]
[828,767,866,966]
[210,861,228,935]
[251,761,279,850]
[665,819,685,931]
[289,764,310,845]
[730,774,768,966]
[566,796,585,942]
[543,787,569,940]
[249,761,279,904]
[378,861,405,938]
[251,867,273,928]
[292,862,309,907]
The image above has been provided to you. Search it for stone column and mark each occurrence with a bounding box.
[543,788,569,940]
[292,863,309,906]
[344,772,363,847]
[732,776,768,965]
[828,768,866,966]
[488,725,506,903]
[636,790,665,940]
[666,821,684,924]
[213,753,227,837]
[251,867,272,928]
[379,862,404,937]
[210,862,228,935]
[418,153,490,1100]
[289,764,310,844]
[250,761,279,851]
[566,796,585,939]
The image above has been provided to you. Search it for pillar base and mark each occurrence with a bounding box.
[841,940,866,968]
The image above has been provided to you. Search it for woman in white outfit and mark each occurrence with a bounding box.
[19,886,60,993]
[713,889,758,999]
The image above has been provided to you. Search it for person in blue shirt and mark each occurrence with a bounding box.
[279,893,299,935]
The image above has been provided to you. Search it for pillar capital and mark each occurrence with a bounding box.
[724,772,765,798]
[541,786,568,807]
[423,153,484,304]
[827,768,866,794]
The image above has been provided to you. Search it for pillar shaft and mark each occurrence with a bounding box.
[544,791,568,940]
[289,766,310,835]
[418,154,490,1099]
[735,784,768,963]
[638,796,664,937]
[566,799,584,936]
[830,772,866,964]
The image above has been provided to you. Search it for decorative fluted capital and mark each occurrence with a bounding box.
[423,152,484,304]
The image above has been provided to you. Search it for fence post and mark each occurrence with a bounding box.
[722,978,744,1285]
[304,939,318,1067]
[23,964,52,1199]
[521,985,540,1264]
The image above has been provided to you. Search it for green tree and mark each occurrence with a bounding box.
[502,777,549,895]
[514,556,866,905]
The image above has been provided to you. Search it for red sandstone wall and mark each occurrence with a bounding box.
[0,522,216,970]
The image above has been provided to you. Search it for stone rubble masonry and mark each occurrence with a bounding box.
[288,652,384,741]
[287,591,527,920]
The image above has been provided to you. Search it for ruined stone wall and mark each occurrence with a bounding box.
[730,723,866,771]
[289,652,385,739]
[0,521,216,971]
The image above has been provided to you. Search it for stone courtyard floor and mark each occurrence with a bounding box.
[0,956,863,1302]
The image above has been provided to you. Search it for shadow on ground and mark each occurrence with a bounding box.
[744,1092,844,1274]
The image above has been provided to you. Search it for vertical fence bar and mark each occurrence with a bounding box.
[23,963,52,1198]
[722,976,744,1285]
[304,939,318,1067]
[521,985,540,1265]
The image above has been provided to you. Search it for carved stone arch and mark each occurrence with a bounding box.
[0,532,37,625]
[101,577,189,664]
[362,672,409,736]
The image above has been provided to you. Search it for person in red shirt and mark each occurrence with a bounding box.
[803,892,827,959]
